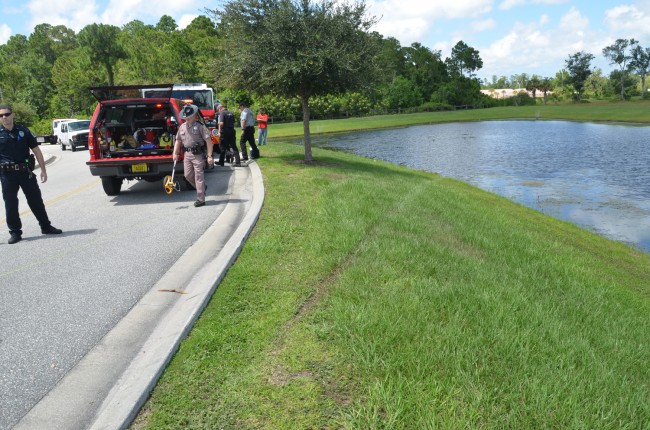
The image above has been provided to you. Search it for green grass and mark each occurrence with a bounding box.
[131,105,650,429]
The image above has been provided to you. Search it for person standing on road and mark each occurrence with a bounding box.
[216,104,241,167]
[0,104,63,244]
[256,107,269,146]
[173,104,213,207]
[238,102,259,160]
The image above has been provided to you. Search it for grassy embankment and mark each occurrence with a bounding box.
[132,102,650,429]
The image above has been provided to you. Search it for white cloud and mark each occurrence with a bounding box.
[177,14,198,30]
[499,0,525,10]
[480,6,607,78]
[27,0,100,32]
[25,0,206,33]
[539,14,549,26]
[0,24,12,45]
[369,0,492,46]
[604,5,650,39]
[499,0,568,11]
[471,18,497,33]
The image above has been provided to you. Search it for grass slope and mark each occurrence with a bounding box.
[133,104,650,429]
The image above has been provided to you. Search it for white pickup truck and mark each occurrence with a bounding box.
[56,119,91,151]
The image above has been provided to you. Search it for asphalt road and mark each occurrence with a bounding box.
[0,145,259,429]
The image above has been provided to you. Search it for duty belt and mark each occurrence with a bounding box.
[0,163,30,173]
[183,145,203,154]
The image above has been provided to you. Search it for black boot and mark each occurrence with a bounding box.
[8,233,22,244]
[41,225,63,235]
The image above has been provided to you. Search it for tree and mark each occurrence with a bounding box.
[525,75,542,99]
[608,69,638,99]
[156,15,178,34]
[484,75,509,89]
[28,24,76,65]
[565,51,594,101]
[538,77,553,104]
[510,73,529,89]
[182,16,222,86]
[602,38,638,100]
[0,35,31,103]
[402,43,447,102]
[373,35,406,85]
[77,23,127,86]
[630,44,650,97]
[212,0,379,162]
[584,68,610,99]
[446,40,482,78]
[383,76,422,110]
[51,48,100,116]
[117,20,164,83]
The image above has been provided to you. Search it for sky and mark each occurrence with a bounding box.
[1,0,650,83]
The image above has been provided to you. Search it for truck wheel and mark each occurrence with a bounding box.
[60,140,66,151]
[101,177,123,196]
[70,141,76,152]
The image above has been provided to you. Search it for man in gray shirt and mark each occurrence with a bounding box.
[238,102,259,160]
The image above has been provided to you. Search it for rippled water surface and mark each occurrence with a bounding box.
[308,120,650,253]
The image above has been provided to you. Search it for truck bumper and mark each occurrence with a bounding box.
[87,160,183,179]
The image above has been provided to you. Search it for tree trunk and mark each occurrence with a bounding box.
[620,73,625,100]
[642,75,647,97]
[105,61,115,86]
[301,94,312,162]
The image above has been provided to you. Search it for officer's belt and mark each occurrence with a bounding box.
[182,145,203,153]
[0,162,30,173]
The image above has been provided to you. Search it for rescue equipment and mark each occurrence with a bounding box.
[163,160,180,194]
[160,133,173,149]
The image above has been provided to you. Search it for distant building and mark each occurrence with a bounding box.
[481,88,550,99]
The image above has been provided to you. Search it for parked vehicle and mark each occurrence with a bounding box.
[142,83,217,121]
[36,118,74,145]
[58,119,90,151]
[86,84,205,196]
[35,134,58,145]
[52,118,74,135]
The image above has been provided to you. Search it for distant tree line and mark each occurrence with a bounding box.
[1,3,647,136]
[483,38,650,104]
[0,5,491,135]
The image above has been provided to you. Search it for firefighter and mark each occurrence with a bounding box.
[0,104,62,244]
[173,104,213,207]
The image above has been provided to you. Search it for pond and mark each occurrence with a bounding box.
[306,120,650,254]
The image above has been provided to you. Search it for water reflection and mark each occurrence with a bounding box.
[306,120,650,253]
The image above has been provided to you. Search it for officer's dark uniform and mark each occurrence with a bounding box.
[217,108,241,166]
[0,123,56,239]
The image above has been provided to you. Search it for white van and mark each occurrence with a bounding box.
[57,119,91,151]
[52,118,74,143]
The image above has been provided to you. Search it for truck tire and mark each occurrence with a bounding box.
[70,141,76,152]
[60,139,66,151]
[101,177,123,196]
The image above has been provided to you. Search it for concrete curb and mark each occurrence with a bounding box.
[32,153,55,171]
[92,161,264,429]
[14,162,265,430]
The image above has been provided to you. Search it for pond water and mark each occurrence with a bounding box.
[307,120,650,253]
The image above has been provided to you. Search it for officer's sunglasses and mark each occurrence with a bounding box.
[0,112,12,118]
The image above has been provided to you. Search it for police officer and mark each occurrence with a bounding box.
[216,104,240,167]
[173,104,213,207]
[0,104,62,244]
